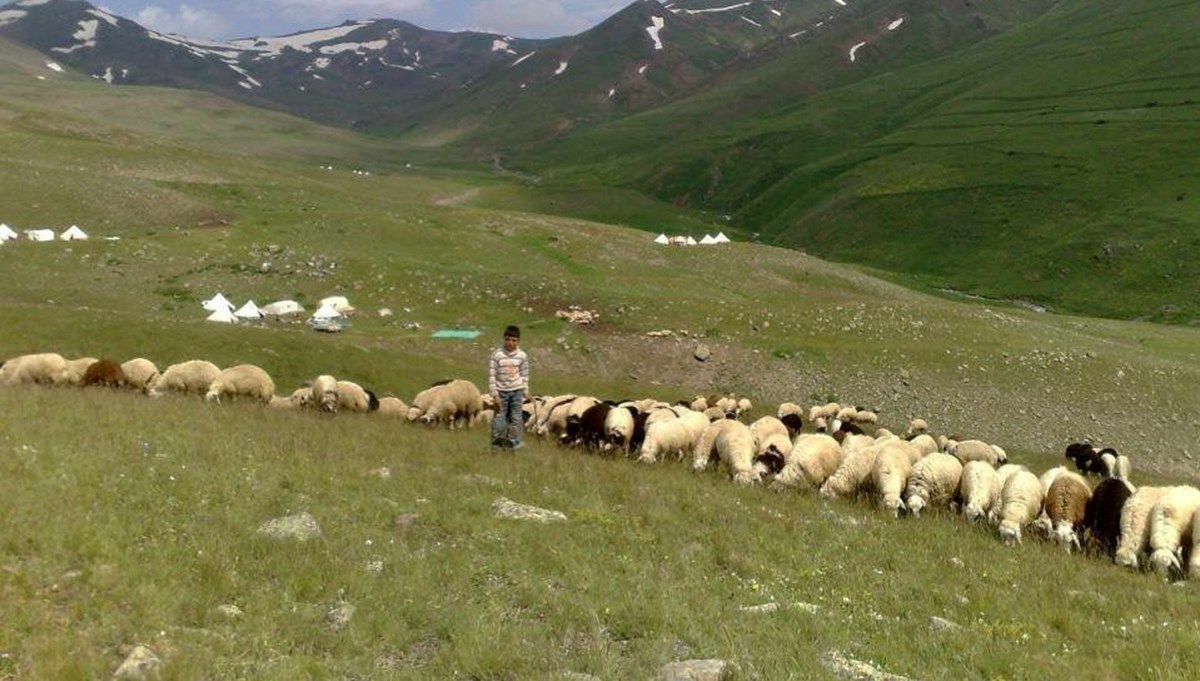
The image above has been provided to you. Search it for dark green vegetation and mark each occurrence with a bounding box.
[4,16,1200,679]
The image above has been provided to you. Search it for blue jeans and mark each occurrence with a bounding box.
[491,390,524,447]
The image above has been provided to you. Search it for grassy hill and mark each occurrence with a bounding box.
[5,29,1200,680]
[519,0,1200,323]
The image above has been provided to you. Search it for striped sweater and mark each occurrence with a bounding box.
[488,347,529,394]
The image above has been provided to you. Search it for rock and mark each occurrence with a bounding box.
[113,645,160,680]
[562,674,600,681]
[492,497,567,523]
[693,344,711,362]
[738,602,780,613]
[658,659,737,681]
[255,512,322,541]
[393,512,420,533]
[327,600,355,630]
[820,650,912,681]
[216,604,243,619]
[929,616,962,632]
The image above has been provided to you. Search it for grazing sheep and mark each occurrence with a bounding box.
[872,443,918,516]
[1082,478,1135,558]
[689,396,709,412]
[908,434,939,457]
[714,421,764,484]
[808,402,840,423]
[150,360,221,397]
[958,461,1000,523]
[1115,486,1169,570]
[777,402,805,437]
[813,417,828,433]
[120,358,159,393]
[205,364,275,404]
[268,395,296,409]
[418,379,480,427]
[1044,472,1092,552]
[605,405,637,454]
[63,357,99,386]
[81,359,127,388]
[989,464,1030,525]
[311,375,339,412]
[820,439,915,501]
[852,409,879,426]
[736,397,753,415]
[1147,486,1200,577]
[568,403,613,451]
[1030,465,1069,536]
[288,387,313,409]
[997,470,1044,545]
[748,416,791,469]
[377,396,408,417]
[904,453,963,518]
[836,406,858,423]
[903,418,929,439]
[692,418,743,471]
[0,352,71,386]
[772,433,842,490]
[948,439,1006,467]
[1064,442,1118,477]
[337,380,380,414]
[640,410,708,463]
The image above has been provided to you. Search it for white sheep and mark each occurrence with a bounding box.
[807,402,840,423]
[771,433,842,489]
[714,421,764,484]
[336,380,377,414]
[1044,471,1092,552]
[268,395,295,409]
[689,396,709,412]
[908,434,939,457]
[988,464,1030,524]
[948,439,1006,467]
[835,406,858,423]
[692,418,743,471]
[205,364,275,404]
[748,416,791,466]
[311,375,338,412]
[0,353,71,386]
[776,401,805,436]
[418,379,482,427]
[377,396,408,417]
[1147,485,1200,577]
[903,418,929,439]
[997,470,1044,545]
[872,443,918,516]
[604,405,637,454]
[63,357,98,386]
[1115,486,1169,570]
[120,358,159,394]
[904,453,963,518]
[290,387,313,409]
[958,461,999,522]
[1031,465,1071,537]
[640,410,708,463]
[149,360,221,397]
[820,438,914,500]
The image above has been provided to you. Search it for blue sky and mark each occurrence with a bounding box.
[95,0,634,41]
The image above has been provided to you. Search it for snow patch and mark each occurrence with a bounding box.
[319,39,387,55]
[229,21,375,58]
[834,0,846,6]
[44,61,63,72]
[646,16,665,51]
[849,41,866,62]
[638,64,648,75]
[789,30,808,38]
[87,8,120,27]
[0,9,27,26]
[676,2,751,14]
[16,0,49,5]
[554,61,568,76]
[608,88,615,98]
[52,19,99,54]
[770,8,782,17]
[238,82,253,90]
[511,51,536,67]
[95,66,113,83]
[312,57,331,69]
[741,16,762,28]
[492,38,515,54]
[888,18,904,31]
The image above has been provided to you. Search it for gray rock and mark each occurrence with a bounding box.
[327,600,355,630]
[113,645,160,680]
[492,497,567,523]
[738,602,780,613]
[256,512,322,541]
[929,616,961,632]
[820,650,912,681]
[216,604,243,619]
[658,659,736,681]
[562,674,600,681]
[693,344,711,362]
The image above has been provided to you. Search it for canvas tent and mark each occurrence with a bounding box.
[261,300,305,316]
[653,233,669,245]
[699,234,717,245]
[59,225,88,240]
[202,293,236,313]
[234,300,263,319]
[684,236,698,246]
[0,223,17,241]
[25,229,54,242]
[320,295,355,313]
[308,303,345,332]
[713,232,731,244]
[205,307,237,324]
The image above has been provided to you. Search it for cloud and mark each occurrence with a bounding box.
[134,3,230,39]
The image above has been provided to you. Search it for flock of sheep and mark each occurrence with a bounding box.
[3,351,1198,580]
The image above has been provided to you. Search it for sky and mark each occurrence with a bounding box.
[95,0,636,41]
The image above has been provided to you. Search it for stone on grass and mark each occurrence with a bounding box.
[658,659,737,681]
[216,604,243,619]
[738,601,780,613]
[256,512,322,541]
[327,600,355,630]
[492,497,567,523]
[693,344,711,362]
[929,616,961,632]
[820,650,912,681]
[113,645,160,680]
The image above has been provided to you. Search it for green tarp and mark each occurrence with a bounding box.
[432,329,482,339]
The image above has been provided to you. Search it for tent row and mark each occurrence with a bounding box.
[0,223,88,242]
[200,293,355,331]
[653,232,731,246]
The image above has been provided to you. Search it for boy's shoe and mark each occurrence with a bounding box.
[509,441,524,451]
[491,438,510,449]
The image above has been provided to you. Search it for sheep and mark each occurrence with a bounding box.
[1147,485,1200,577]
[689,396,709,412]
[836,406,858,423]
[748,416,791,469]
[904,453,963,518]
[528,394,576,435]
[289,387,313,409]
[958,461,1000,522]
[948,439,1006,467]
[537,395,596,441]
[736,397,753,415]
[418,379,480,427]
[568,403,613,451]
[63,357,98,386]
[604,404,637,454]
[852,409,879,426]
[311,375,339,412]
[120,358,159,393]
[337,380,380,414]
[776,402,804,437]
[640,410,708,463]
[81,359,127,388]
[989,464,1030,524]
[771,433,842,490]
[714,421,764,484]
[1115,486,1169,570]
[561,397,604,445]
[268,395,296,409]
[1064,442,1125,477]
[997,470,1044,545]
[1189,511,1200,579]
[820,439,917,501]
[808,402,840,423]
[813,417,828,433]
[1082,478,1135,558]
[205,364,275,404]
[1031,465,1070,537]
[903,418,929,439]
[377,396,408,417]
[149,360,221,397]
[0,352,71,386]
[908,434,939,458]
[873,443,919,516]
[1044,471,1092,552]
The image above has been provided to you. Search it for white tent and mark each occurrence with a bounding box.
[684,236,698,246]
[202,293,236,313]
[320,295,355,313]
[25,229,54,242]
[0,223,17,241]
[59,225,88,241]
[310,303,343,320]
[653,233,669,245]
[699,234,717,245]
[234,300,263,319]
[205,307,237,324]
[261,300,305,316]
[714,232,731,244]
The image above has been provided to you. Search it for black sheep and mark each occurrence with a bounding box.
[1082,478,1135,558]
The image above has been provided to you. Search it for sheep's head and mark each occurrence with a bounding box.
[755,451,786,475]
[998,521,1022,546]
[906,495,926,518]
[204,388,220,403]
[964,504,985,523]
[1149,548,1182,577]
[1052,525,1081,553]
[732,470,760,485]
[405,406,423,421]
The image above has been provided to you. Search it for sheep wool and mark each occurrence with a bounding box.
[692,419,743,471]
[904,452,963,518]
[311,374,339,412]
[908,434,939,457]
[0,352,70,386]
[206,364,275,404]
[997,470,1044,545]
[748,416,789,447]
[1082,478,1135,559]
[949,439,1004,467]
[336,380,378,414]
[640,410,707,463]
[150,360,221,397]
[1115,486,1169,570]
[63,357,99,386]
[419,379,482,427]
[376,396,408,417]
[604,405,637,454]
[712,420,762,485]
[1044,471,1092,552]
[872,443,918,516]
[773,434,841,489]
[120,358,159,393]
[1147,485,1200,576]
[958,461,999,522]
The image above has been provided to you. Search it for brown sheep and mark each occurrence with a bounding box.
[81,359,127,388]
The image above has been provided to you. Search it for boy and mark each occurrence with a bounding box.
[488,325,530,449]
